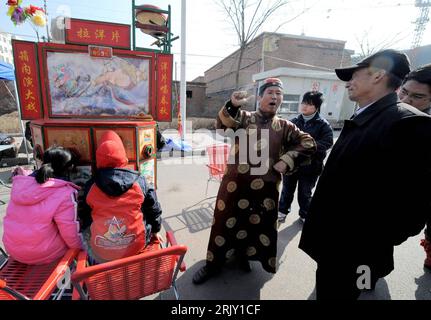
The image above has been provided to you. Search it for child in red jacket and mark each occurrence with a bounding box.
[79,130,162,263]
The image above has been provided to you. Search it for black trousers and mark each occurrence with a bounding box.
[315,263,380,300]
[279,172,318,217]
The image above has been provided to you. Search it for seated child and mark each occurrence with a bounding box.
[79,130,162,263]
[2,146,83,265]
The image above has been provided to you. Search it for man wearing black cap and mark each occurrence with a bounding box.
[298,49,431,299]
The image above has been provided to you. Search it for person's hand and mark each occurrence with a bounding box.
[231,91,250,107]
[273,160,289,174]
[12,166,31,177]
[153,232,164,243]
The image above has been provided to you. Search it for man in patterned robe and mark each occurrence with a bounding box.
[193,78,316,284]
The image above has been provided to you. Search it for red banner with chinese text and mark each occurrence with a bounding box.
[65,18,131,49]
[156,54,173,122]
[12,40,43,120]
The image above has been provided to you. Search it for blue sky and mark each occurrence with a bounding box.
[1,0,430,80]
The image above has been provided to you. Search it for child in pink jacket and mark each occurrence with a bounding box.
[2,146,83,265]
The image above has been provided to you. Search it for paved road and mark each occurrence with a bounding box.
[154,156,431,300]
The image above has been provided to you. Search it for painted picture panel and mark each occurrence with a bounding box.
[45,127,92,161]
[139,127,154,159]
[31,126,43,149]
[140,159,155,187]
[46,51,150,117]
[94,128,136,160]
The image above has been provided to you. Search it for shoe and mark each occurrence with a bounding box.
[278,212,287,223]
[192,265,219,285]
[420,239,431,270]
[238,258,252,272]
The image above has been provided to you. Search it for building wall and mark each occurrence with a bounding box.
[0,32,13,65]
[172,81,209,117]
[262,34,352,72]
[205,39,263,95]
[204,32,353,97]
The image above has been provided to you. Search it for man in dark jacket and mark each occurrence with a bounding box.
[298,49,431,300]
[398,64,431,270]
[279,91,333,222]
[78,130,162,263]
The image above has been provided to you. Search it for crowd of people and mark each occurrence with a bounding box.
[1,48,431,300]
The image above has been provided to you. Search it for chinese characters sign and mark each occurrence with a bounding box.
[89,45,113,58]
[12,40,43,120]
[156,54,173,121]
[66,19,130,49]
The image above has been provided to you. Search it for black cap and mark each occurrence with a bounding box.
[335,49,411,82]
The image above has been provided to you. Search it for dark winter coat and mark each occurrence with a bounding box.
[299,93,431,277]
[290,113,333,176]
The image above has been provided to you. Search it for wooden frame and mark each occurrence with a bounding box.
[38,43,155,120]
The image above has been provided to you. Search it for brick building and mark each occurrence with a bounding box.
[172,80,207,117]
[198,32,353,117]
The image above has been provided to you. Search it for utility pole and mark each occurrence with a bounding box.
[411,0,431,49]
[180,0,187,141]
[44,0,50,42]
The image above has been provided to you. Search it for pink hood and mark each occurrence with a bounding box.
[3,175,83,265]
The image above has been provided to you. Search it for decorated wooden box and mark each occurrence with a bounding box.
[12,17,174,188]
[30,120,157,186]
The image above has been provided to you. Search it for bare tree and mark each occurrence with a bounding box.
[353,29,413,61]
[216,0,287,89]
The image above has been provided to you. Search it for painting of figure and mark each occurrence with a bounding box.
[45,128,92,161]
[47,51,150,117]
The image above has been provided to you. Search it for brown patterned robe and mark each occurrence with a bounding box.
[205,104,316,273]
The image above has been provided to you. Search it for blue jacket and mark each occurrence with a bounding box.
[291,112,333,175]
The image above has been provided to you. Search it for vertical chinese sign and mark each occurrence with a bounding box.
[12,40,43,120]
[156,54,173,122]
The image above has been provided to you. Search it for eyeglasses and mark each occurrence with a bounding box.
[399,88,431,102]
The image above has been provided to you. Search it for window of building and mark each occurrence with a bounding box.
[186,90,193,98]
[279,94,300,113]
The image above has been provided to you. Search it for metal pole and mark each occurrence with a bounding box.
[10,80,30,164]
[180,0,187,141]
[44,0,50,42]
[132,0,136,50]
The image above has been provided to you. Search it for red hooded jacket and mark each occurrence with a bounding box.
[85,131,159,262]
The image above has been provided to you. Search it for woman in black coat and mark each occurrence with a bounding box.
[278,91,333,222]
